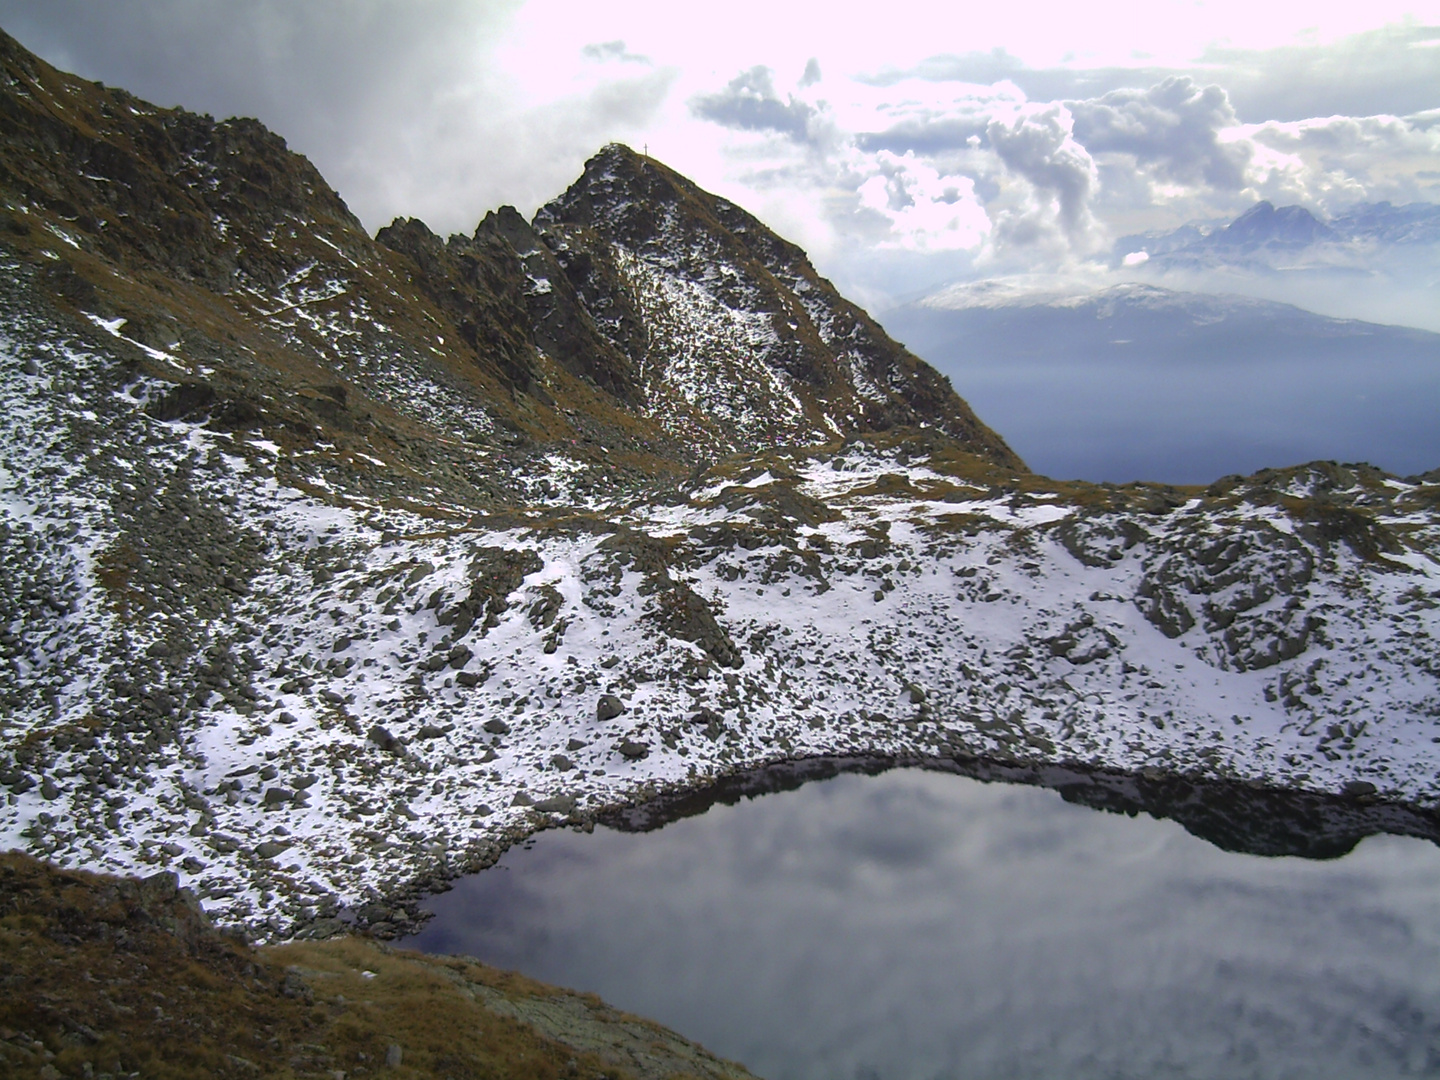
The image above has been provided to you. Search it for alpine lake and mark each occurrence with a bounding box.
[402,757,1440,1080]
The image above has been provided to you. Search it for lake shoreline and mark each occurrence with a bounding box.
[312,747,1440,945]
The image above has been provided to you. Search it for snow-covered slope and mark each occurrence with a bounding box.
[1,28,1439,942]
[4,258,1438,937]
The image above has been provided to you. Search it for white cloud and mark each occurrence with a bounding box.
[984,102,1102,251]
[1242,113,1440,209]
[690,66,823,144]
[581,40,651,65]
[853,153,991,251]
[1069,77,1250,189]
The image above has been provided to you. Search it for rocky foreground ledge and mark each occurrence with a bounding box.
[2,266,1438,938]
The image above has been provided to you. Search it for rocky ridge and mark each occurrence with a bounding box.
[0,26,1438,942]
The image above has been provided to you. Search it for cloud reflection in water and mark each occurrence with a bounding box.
[407,770,1440,1080]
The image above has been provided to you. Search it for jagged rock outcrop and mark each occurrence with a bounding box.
[533,144,1023,464]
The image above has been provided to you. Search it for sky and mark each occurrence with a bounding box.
[1,0,1438,321]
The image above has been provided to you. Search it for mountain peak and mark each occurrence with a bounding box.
[533,147,1024,467]
[1217,200,1334,247]
[536,142,737,252]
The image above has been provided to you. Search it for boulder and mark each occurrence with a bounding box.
[617,738,649,760]
[533,794,577,814]
[368,725,403,752]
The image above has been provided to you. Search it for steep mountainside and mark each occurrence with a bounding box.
[1,25,1438,949]
[0,25,1018,494]
[526,145,1019,462]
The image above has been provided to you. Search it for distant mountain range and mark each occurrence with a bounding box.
[887,282,1440,483]
[1114,199,1440,273]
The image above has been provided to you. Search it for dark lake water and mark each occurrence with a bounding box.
[404,767,1440,1080]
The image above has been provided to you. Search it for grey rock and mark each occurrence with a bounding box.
[565,738,589,751]
[386,1044,403,1068]
[533,794,577,814]
[139,870,179,904]
[691,707,726,740]
[368,724,402,752]
[281,968,313,1002]
[483,719,511,735]
[415,724,446,740]
[256,839,292,859]
[597,693,626,722]
[456,669,486,688]
[262,787,294,807]
[528,585,563,628]
[617,738,649,760]
[332,635,351,652]
[550,754,575,772]
[447,644,473,669]
[298,916,347,939]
